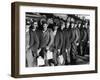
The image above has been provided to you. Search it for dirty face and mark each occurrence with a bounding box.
[43,23,48,31]
[33,22,38,29]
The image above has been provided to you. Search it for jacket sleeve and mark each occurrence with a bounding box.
[29,31,34,49]
[65,32,69,49]
[47,29,54,48]
[62,32,65,51]
[74,29,80,44]
[29,31,39,51]
[32,33,39,51]
[70,30,75,43]
[77,29,80,43]
[58,31,63,49]
[82,29,87,42]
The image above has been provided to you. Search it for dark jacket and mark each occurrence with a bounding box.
[29,30,39,52]
[40,29,53,48]
[35,30,43,49]
[80,28,88,42]
[74,28,80,44]
[87,27,89,42]
[53,30,63,50]
[69,28,75,44]
[77,27,81,43]
[63,28,71,50]
[69,28,79,44]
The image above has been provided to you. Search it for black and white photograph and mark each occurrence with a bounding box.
[25,12,90,67]
[11,2,97,78]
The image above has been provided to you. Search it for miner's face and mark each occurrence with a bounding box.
[43,23,48,30]
[66,22,70,28]
[33,22,38,29]
[71,23,74,28]
[61,23,65,29]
